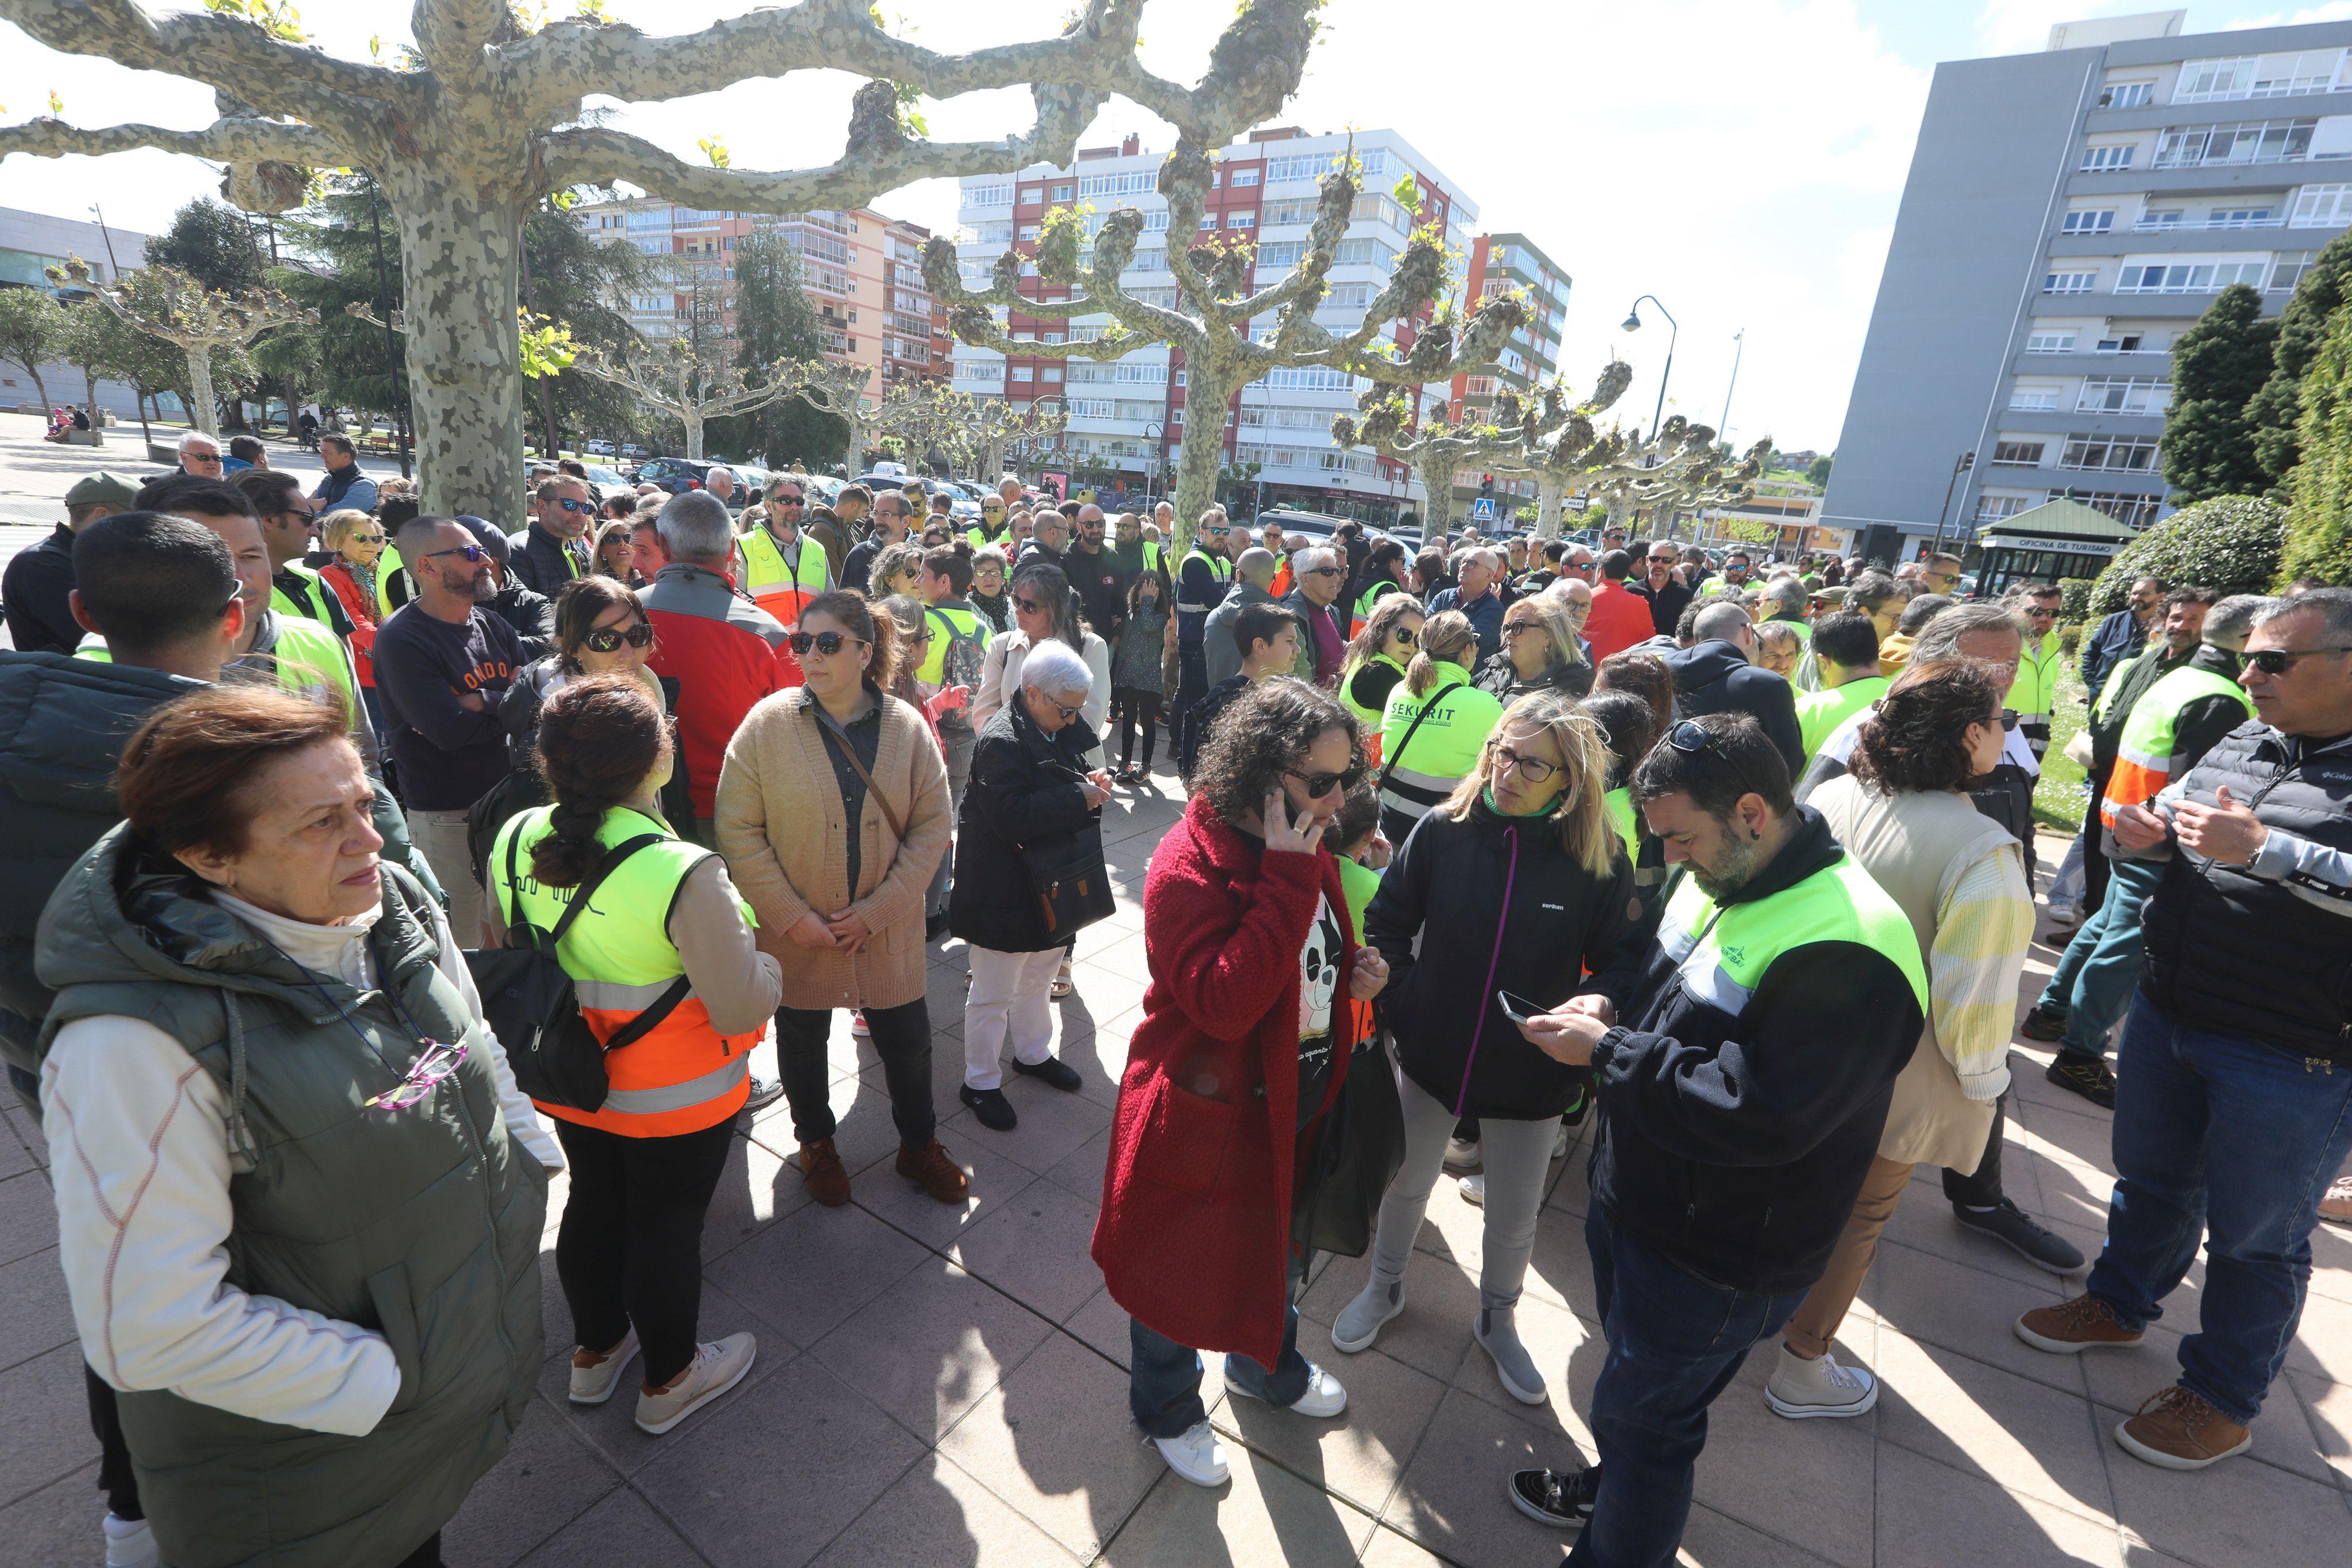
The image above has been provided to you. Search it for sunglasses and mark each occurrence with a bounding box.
[1285,761,1369,800]
[1489,742,1560,784]
[365,1037,469,1112]
[349,531,386,544]
[789,630,867,657]
[552,496,594,513]
[1043,695,1085,723]
[2246,646,2352,674]
[583,620,654,653]
[185,452,222,465]
[422,543,487,563]
[1014,595,1050,614]
[771,494,804,507]
[1665,718,1715,753]
[1305,565,1342,578]
[1390,627,1418,646]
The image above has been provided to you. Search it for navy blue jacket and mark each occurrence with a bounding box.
[1663,639,1805,781]
[2081,607,2151,706]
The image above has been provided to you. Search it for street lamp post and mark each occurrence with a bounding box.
[1719,328,1746,440]
[1929,449,1975,559]
[1141,420,1167,502]
[1622,295,1679,441]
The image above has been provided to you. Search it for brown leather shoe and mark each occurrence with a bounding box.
[2014,1293,2144,1353]
[2117,1386,2251,1469]
[896,1139,971,1204]
[799,1138,850,1207]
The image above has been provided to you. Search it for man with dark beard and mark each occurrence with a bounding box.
[1501,712,1925,1566]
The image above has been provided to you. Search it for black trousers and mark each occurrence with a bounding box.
[1171,642,1208,733]
[85,1363,141,1520]
[1114,687,1164,768]
[1941,1096,2007,1209]
[2080,758,2115,917]
[773,998,937,1153]
[552,1115,736,1389]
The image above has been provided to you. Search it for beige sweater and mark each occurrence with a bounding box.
[715,684,950,1011]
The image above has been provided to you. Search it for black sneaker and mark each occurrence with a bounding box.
[2018,1004,2067,1042]
[959,1084,1018,1131]
[1955,1198,2086,1273]
[741,1077,786,1114]
[1012,1055,1084,1092]
[925,910,951,942]
[2046,1055,2116,1110]
[1508,1465,1600,1532]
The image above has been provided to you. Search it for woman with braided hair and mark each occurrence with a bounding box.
[486,673,783,1437]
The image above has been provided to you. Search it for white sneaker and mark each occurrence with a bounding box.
[850,1011,871,1038]
[1443,1137,1482,1172]
[1227,1359,1348,1419]
[1152,1419,1230,1487]
[1552,1122,1571,1161]
[103,1514,156,1568]
[634,1333,757,1435]
[1458,1172,1486,1206]
[568,1326,641,1405]
[1764,1345,1878,1419]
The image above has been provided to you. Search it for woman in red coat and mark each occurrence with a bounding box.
[1091,678,1391,1489]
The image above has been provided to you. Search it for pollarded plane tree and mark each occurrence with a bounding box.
[923,141,1527,559]
[47,258,315,437]
[779,356,881,477]
[970,394,1070,484]
[0,0,1325,518]
[1576,421,1773,542]
[866,377,980,471]
[568,333,797,462]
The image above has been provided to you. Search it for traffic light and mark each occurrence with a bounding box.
[1480,474,1495,497]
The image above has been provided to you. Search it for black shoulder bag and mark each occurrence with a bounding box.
[465,828,694,1112]
[1022,758,1115,940]
[1376,681,1465,796]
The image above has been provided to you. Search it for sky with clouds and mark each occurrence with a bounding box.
[6,2,2352,454]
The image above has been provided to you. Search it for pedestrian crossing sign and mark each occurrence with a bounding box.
[1469,497,1497,521]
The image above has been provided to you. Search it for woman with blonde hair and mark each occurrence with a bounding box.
[316,507,388,733]
[1375,609,1503,845]
[1334,690,1640,1407]
[1474,591,1592,701]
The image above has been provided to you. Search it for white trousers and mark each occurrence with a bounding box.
[963,945,1065,1089]
[411,807,485,949]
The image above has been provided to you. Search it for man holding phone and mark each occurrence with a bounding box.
[1501,713,1925,1564]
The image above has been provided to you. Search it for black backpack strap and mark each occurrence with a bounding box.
[597,974,694,1052]
[1377,681,1465,795]
[545,833,668,943]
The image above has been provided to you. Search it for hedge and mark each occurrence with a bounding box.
[2086,495,2286,615]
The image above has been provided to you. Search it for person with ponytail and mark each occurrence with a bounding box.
[487,673,783,1437]
[1375,609,1504,845]
[714,590,972,1208]
[1334,691,1642,1409]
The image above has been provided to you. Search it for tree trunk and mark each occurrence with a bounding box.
[682,410,705,462]
[980,436,1006,483]
[1536,473,1568,540]
[1416,452,1452,534]
[841,408,867,477]
[22,363,49,413]
[135,389,152,447]
[1170,372,1238,564]
[388,176,527,522]
[185,349,219,437]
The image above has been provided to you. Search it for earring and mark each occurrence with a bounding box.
[1749,828,1760,841]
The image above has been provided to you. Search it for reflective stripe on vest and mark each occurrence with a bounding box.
[1340,651,1409,730]
[489,804,761,1136]
[1377,664,1499,818]
[2103,664,2254,827]
[1659,852,1928,1019]
[1351,579,1398,635]
[1176,548,1232,613]
[740,524,831,630]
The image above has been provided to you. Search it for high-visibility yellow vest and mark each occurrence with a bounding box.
[1795,674,1889,760]
[2103,665,2254,830]
[918,600,987,686]
[1659,847,1928,1016]
[739,523,831,630]
[489,804,760,1138]
[271,561,343,631]
[1377,661,1503,824]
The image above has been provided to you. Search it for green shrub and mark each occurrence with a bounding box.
[2086,495,2286,614]
[2057,576,2096,621]
[2280,289,2352,586]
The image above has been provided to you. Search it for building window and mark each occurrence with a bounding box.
[2010,385,2063,412]
[2060,433,2160,471]
[963,183,1013,209]
[2025,332,2077,353]
[2153,118,2316,168]
[1076,170,1156,199]
[2044,270,2099,294]
[2292,184,2352,227]
[2116,260,2267,292]
[2175,56,2259,102]
[1011,366,1034,382]
[1041,365,1063,383]
[2099,81,2153,109]
[1051,183,1073,201]
[2076,376,2171,414]
[2207,208,2274,228]
[2096,332,2150,352]
[2176,50,2343,103]
[1230,169,1260,187]
[1991,441,2047,466]
[2054,489,2163,528]
[2063,209,2115,233]
[1227,212,1255,229]
[1975,495,2030,523]
[1017,224,1040,241]
[2139,208,2183,229]
[2272,252,2317,291]
[2080,144,2135,172]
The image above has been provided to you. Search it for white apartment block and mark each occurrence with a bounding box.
[949,126,1482,521]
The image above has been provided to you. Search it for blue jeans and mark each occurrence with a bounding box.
[1571,1204,1806,1568]
[2083,995,2352,1425]
[2037,856,2163,1062]
[1128,1255,1309,1439]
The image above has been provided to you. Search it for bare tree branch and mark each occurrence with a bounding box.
[0,111,349,169]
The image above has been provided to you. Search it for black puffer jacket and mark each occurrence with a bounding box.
[949,697,1101,952]
[1367,796,1641,1121]
[1663,638,1803,779]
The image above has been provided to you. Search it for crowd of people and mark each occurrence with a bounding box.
[2,438,2348,1568]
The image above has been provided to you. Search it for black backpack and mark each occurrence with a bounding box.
[464,826,693,1112]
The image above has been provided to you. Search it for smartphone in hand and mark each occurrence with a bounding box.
[1496,989,1545,1026]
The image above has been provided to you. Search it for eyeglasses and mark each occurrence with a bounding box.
[184,452,222,466]
[583,620,654,653]
[365,1037,469,1111]
[550,496,594,514]
[1043,695,1085,723]
[772,494,804,507]
[1489,742,1560,784]
[1504,620,1546,637]
[2023,605,2058,618]
[422,543,487,563]
[1390,627,1418,647]
[2246,646,2352,675]
[1014,595,1050,614]
[1665,718,1715,753]
[789,631,867,657]
[1305,564,1342,579]
[1285,761,1368,798]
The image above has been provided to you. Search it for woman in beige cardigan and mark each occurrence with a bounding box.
[715,590,971,1208]
[1765,659,2034,1420]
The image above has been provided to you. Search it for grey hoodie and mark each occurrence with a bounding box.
[1203,578,1275,687]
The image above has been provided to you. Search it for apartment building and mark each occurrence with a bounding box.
[572,198,947,403]
[1823,12,2352,563]
[0,205,151,419]
[1446,233,1570,519]
[948,126,1484,523]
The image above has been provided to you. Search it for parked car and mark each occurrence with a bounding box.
[633,456,711,494]
[580,463,629,492]
[584,438,616,456]
[620,442,647,460]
